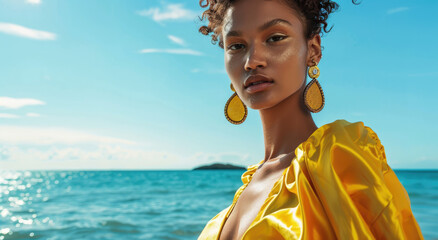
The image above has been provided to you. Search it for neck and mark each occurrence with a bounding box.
[258,83,318,163]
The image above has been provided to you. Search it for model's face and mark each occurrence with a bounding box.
[222,0,311,110]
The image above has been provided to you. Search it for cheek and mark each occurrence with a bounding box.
[224,56,232,74]
[271,43,307,83]
[274,40,306,66]
[225,55,238,71]
[225,56,241,82]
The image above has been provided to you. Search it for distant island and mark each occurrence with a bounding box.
[193,163,246,170]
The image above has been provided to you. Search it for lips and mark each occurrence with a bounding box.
[244,74,274,89]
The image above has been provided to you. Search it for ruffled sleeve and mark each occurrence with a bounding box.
[287,119,424,239]
[198,119,424,240]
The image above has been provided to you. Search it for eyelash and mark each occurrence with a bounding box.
[227,35,287,51]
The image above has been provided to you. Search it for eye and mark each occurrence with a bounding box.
[267,35,287,43]
[227,43,245,51]
[226,35,287,51]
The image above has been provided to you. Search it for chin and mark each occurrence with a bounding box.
[244,95,279,110]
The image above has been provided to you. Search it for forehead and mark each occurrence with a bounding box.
[222,0,303,36]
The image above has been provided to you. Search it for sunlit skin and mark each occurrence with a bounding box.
[223,0,322,166]
[218,0,323,239]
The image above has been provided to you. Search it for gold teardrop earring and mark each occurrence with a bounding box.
[303,59,325,113]
[224,83,248,124]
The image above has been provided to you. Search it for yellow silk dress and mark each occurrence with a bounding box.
[198,119,424,240]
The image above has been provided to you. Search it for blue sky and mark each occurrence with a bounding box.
[0,0,437,170]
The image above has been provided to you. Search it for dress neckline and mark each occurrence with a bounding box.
[215,120,336,240]
[216,158,291,240]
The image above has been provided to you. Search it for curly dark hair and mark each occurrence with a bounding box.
[198,0,360,49]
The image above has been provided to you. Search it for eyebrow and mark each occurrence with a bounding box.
[224,18,292,39]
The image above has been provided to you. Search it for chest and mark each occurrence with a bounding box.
[218,170,284,240]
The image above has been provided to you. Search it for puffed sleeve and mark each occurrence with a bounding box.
[365,126,424,239]
[297,120,424,239]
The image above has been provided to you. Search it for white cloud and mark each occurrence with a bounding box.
[0,113,19,119]
[0,125,256,170]
[0,145,186,170]
[26,113,41,117]
[137,3,197,22]
[387,7,409,15]
[26,0,41,5]
[0,97,45,109]
[0,126,135,146]
[140,48,202,56]
[0,22,56,40]
[168,35,185,46]
[0,125,254,170]
[0,145,252,170]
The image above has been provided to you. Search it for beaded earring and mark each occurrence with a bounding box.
[303,59,325,113]
[224,83,248,124]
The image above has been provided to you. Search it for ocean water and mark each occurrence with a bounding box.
[0,170,436,240]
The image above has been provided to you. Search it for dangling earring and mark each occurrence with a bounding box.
[224,83,248,124]
[303,59,325,113]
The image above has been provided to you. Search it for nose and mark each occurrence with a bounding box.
[244,42,267,71]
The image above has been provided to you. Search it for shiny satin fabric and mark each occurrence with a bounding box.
[197,119,424,240]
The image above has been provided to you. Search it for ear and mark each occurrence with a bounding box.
[306,34,322,66]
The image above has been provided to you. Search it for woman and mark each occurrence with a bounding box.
[197,0,424,239]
